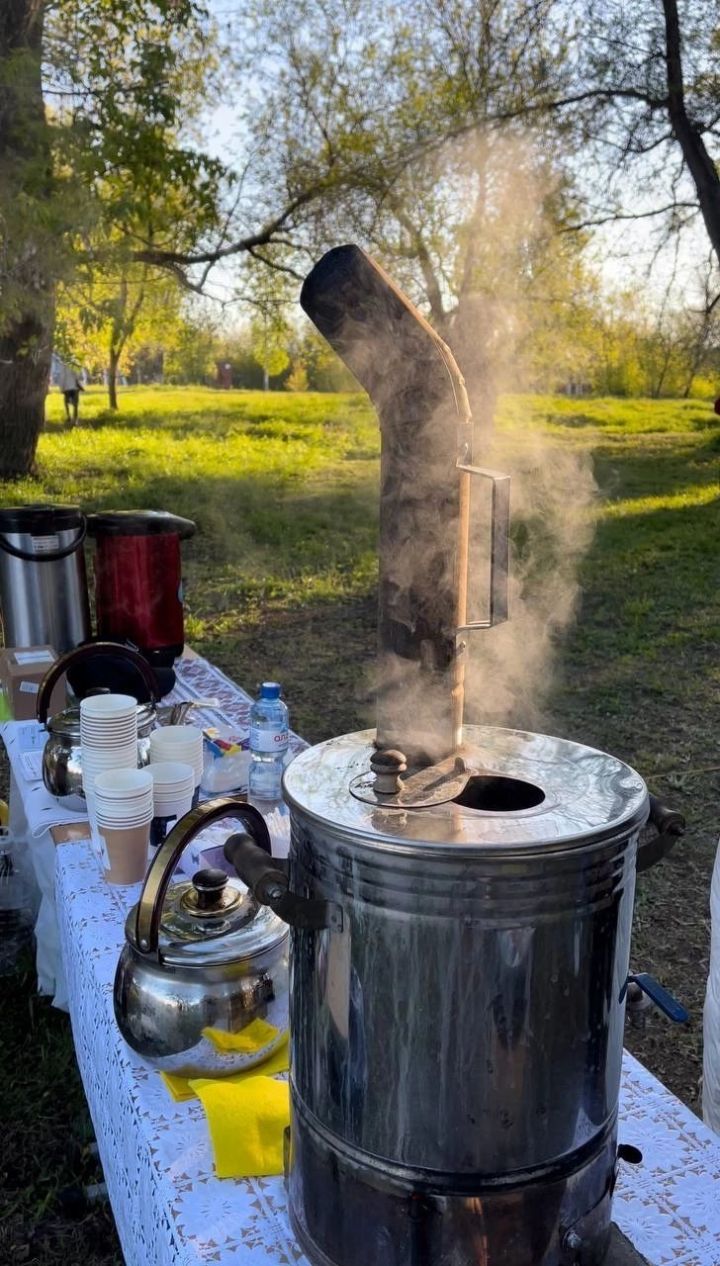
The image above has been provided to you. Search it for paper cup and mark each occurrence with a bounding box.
[150,797,195,847]
[150,728,203,784]
[81,694,138,720]
[150,725,203,746]
[149,761,195,792]
[99,820,151,884]
[81,747,139,798]
[94,768,153,798]
[81,728,138,744]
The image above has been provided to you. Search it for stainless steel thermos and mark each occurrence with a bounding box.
[0,505,90,652]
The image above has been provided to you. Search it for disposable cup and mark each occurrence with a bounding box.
[80,719,136,729]
[81,729,138,747]
[96,799,153,821]
[98,814,153,831]
[94,793,152,810]
[99,821,151,884]
[151,731,203,787]
[94,768,154,798]
[96,789,153,810]
[81,739,139,759]
[151,737,201,747]
[81,694,138,720]
[151,739,202,754]
[82,749,138,780]
[151,727,203,755]
[81,712,137,728]
[150,795,194,847]
[96,789,153,828]
[149,760,195,787]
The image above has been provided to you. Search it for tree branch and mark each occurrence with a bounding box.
[661,0,720,265]
[560,201,699,232]
[130,185,324,269]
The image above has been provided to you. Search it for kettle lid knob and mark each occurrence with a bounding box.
[192,868,228,911]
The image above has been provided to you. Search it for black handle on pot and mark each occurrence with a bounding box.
[36,641,161,725]
[0,518,87,563]
[636,793,685,873]
[224,833,343,932]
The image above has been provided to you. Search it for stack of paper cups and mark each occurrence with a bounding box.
[149,761,195,847]
[150,726,203,799]
[80,694,139,836]
[94,768,154,884]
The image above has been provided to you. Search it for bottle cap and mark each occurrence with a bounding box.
[260,682,281,700]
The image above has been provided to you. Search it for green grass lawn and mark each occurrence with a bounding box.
[1,384,719,1264]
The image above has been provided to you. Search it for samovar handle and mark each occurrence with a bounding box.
[636,793,685,873]
[224,834,343,932]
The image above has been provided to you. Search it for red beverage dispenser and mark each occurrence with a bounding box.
[87,511,196,667]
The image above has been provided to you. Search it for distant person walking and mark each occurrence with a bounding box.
[58,359,84,426]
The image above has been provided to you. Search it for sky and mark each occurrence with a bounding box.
[197,0,709,322]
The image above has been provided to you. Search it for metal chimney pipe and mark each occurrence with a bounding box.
[300,245,472,763]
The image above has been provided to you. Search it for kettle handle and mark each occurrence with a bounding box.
[133,795,273,959]
[36,641,162,725]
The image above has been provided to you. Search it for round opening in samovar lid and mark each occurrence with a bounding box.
[453,773,545,812]
[282,725,649,855]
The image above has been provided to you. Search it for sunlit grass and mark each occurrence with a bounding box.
[20,385,720,644]
[501,393,718,435]
[601,484,719,519]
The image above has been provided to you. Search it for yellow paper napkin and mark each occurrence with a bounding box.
[190,1074,290,1178]
[161,1031,290,1103]
[201,1016,279,1053]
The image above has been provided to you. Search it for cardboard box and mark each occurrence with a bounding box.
[0,646,65,721]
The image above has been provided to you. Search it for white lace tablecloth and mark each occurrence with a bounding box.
[54,833,720,1266]
[0,655,305,1007]
[11,653,720,1265]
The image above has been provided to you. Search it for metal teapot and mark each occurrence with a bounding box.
[38,642,162,802]
[113,797,289,1078]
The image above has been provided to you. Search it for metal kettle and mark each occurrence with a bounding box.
[38,642,161,802]
[113,797,289,1078]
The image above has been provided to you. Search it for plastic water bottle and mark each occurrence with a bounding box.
[248,682,289,801]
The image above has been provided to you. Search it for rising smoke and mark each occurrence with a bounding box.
[463,426,597,732]
[368,132,599,754]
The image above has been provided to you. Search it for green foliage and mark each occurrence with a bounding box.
[0,0,227,396]
[164,309,219,383]
[46,0,226,242]
[285,361,309,392]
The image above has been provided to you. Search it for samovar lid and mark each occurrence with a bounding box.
[282,726,649,855]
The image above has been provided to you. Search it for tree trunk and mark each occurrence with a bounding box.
[0,313,54,476]
[662,0,720,268]
[107,350,119,410]
[0,0,55,476]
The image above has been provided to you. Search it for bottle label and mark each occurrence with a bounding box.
[250,727,289,753]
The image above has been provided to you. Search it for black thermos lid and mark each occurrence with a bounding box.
[87,510,196,540]
[0,504,84,534]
